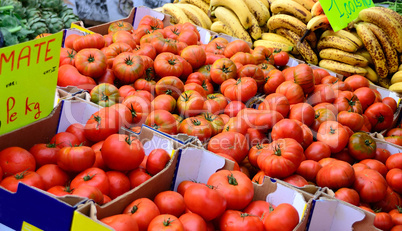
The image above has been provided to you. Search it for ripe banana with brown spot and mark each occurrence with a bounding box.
[318,59,368,77]
[179,0,209,14]
[311,1,323,17]
[319,48,368,67]
[355,49,374,66]
[317,35,359,52]
[175,3,212,29]
[210,0,253,29]
[399,64,402,71]
[267,14,317,47]
[364,22,399,74]
[289,0,315,11]
[253,40,295,53]
[320,29,363,49]
[355,22,388,79]
[378,77,391,89]
[242,0,270,26]
[261,33,294,46]
[372,7,402,28]
[248,13,262,40]
[306,15,331,31]
[270,0,311,24]
[354,7,402,53]
[210,21,234,36]
[257,0,269,9]
[163,3,191,24]
[214,6,252,43]
[364,66,379,84]
[276,28,318,65]
[391,71,402,85]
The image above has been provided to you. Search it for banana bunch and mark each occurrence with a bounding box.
[162,1,212,29]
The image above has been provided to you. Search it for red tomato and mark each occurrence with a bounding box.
[75,48,107,78]
[148,214,184,231]
[57,146,95,172]
[36,164,69,191]
[146,149,171,176]
[66,123,93,146]
[29,143,60,168]
[106,171,130,199]
[72,184,103,204]
[271,119,304,144]
[71,167,110,196]
[123,197,160,231]
[383,97,398,113]
[221,77,258,103]
[317,121,349,153]
[337,111,364,132]
[122,95,152,125]
[276,81,305,105]
[154,191,186,217]
[84,107,121,142]
[243,200,275,218]
[353,87,376,111]
[283,174,309,187]
[334,188,360,206]
[263,69,286,94]
[179,213,207,231]
[375,148,391,164]
[179,117,212,142]
[180,45,206,69]
[288,103,315,127]
[177,90,205,118]
[0,147,36,178]
[208,132,248,163]
[224,101,246,117]
[47,185,73,196]
[100,214,139,231]
[386,153,402,170]
[210,58,237,85]
[374,212,394,231]
[296,160,322,182]
[50,132,81,149]
[252,46,274,65]
[373,187,402,212]
[258,93,290,118]
[154,52,184,78]
[364,102,394,132]
[305,141,331,161]
[145,110,178,135]
[219,210,264,231]
[386,168,402,194]
[354,169,388,203]
[224,40,251,58]
[128,167,152,188]
[316,160,355,190]
[273,51,290,66]
[0,171,44,192]
[262,203,299,231]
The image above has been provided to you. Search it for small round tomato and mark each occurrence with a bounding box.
[36,164,69,191]
[128,167,152,188]
[317,121,349,153]
[273,50,290,66]
[364,102,394,132]
[50,132,81,148]
[154,191,186,218]
[146,149,171,176]
[148,214,184,231]
[106,171,131,199]
[123,197,160,231]
[57,146,96,172]
[296,160,322,182]
[0,171,44,192]
[84,107,121,143]
[305,141,331,161]
[334,188,360,206]
[29,143,60,168]
[66,123,93,146]
[386,168,402,194]
[219,210,264,231]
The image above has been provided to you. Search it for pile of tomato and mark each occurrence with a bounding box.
[1,14,402,230]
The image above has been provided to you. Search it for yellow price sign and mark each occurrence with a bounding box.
[21,221,43,231]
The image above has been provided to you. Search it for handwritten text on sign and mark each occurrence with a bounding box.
[0,31,63,135]
[320,0,374,31]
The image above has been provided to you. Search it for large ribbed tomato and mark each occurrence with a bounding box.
[112,52,144,84]
[276,81,305,105]
[220,77,258,103]
[354,168,387,203]
[207,132,248,163]
[316,160,355,190]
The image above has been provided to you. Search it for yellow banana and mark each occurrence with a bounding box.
[364,66,379,84]
[306,15,331,31]
[214,6,252,43]
[399,64,402,71]
[355,49,374,66]
[372,7,402,27]
[260,24,269,33]
[248,13,262,40]
[320,29,363,49]
[318,59,368,77]
[201,0,210,4]
[242,0,270,26]
[270,0,311,24]
[210,21,234,36]
[163,3,191,24]
[257,0,269,9]
[267,14,316,47]
[311,1,323,17]
[378,77,391,89]
[261,33,294,46]
[210,0,253,29]
[276,28,318,65]
[317,35,359,52]
[175,3,212,29]
[253,40,295,53]
[391,71,402,85]
[179,0,209,14]
[355,7,402,53]
[389,82,402,93]
[355,22,388,79]
[319,48,368,67]
[289,0,314,11]
[364,22,399,74]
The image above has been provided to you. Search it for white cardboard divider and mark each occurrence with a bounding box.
[57,100,101,133]
[132,7,165,30]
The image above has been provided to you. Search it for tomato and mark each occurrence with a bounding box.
[103,42,133,68]
[57,145,95,172]
[219,210,264,231]
[333,91,363,114]
[150,37,178,55]
[47,185,73,196]
[290,64,315,94]
[180,45,206,69]
[163,25,181,40]
[177,90,205,118]
[154,52,184,78]
[210,58,237,85]
[220,77,258,103]
[257,138,304,179]
[66,123,93,146]
[353,87,376,111]
[178,213,207,231]
[317,121,349,153]
[348,132,376,160]
[283,174,309,187]
[334,188,360,206]
[386,153,402,170]
[113,30,136,49]
[296,160,322,182]
[184,83,207,98]
[373,187,402,212]
[354,168,388,203]
[198,112,225,136]
[97,69,115,85]
[258,93,290,118]
[59,48,76,66]
[90,83,120,107]
[179,117,212,142]
[206,40,226,55]
[151,94,176,113]
[385,136,402,146]
[304,141,331,162]
[386,168,402,194]
[128,167,151,188]
[387,128,402,137]
[0,171,44,192]
[307,84,336,106]
[359,159,387,178]
[252,46,274,65]
[375,148,391,164]
[154,191,186,217]
[108,21,133,33]
[316,160,355,189]
[231,52,257,66]
[337,111,364,132]
[51,132,81,149]
[29,143,59,168]
[288,103,315,127]
[113,52,144,84]
[148,214,184,231]
[374,212,394,231]
[224,40,251,58]
[273,50,290,66]
[243,200,275,218]
[106,171,130,199]
[262,203,299,231]
[36,164,69,191]
[123,197,160,231]
[145,110,178,135]
[237,64,265,88]
[224,101,246,117]
[64,34,81,49]
[271,119,304,144]
[383,97,398,113]
[73,33,105,51]
[57,65,97,91]
[146,149,171,176]
[74,48,107,78]
[364,102,394,132]
[123,95,152,125]
[263,69,285,94]
[138,15,164,30]
[71,167,109,196]
[196,64,212,82]
[84,107,121,142]
[390,207,402,226]
[0,147,36,177]
[134,77,156,94]
[208,132,248,163]
[101,134,144,171]
[100,214,139,231]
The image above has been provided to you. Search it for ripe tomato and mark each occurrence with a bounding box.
[145,110,178,135]
[386,153,402,170]
[296,160,322,182]
[122,95,152,125]
[198,112,225,136]
[383,97,398,113]
[252,46,274,65]
[113,52,144,84]
[221,77,258,103]
[334,188,360,206]
[180,45,206,69]
[262,203,299,231]
[263,69,286,94]
[29,143,60,168]
[179,117,212,142]
[184,83,207,98]
[219,210,264,231]
[273,50,290,66]
[84,107,121,142]
[57,146,95,172]
[317,121,349,153]
[283,174,309,187]
[353,87,376,111]
[155,76,185,100]
[207,132,248,163]
[210,58,237,85]
[50,132,81,148]
[90,83,120,107]
[359,159,387,178]
[154,52,184,78]
[154,191,186,217]
[57,64,96,91]
[64,34,81,49]
[373,187,402,212]
[151,94,177,113]
[316,160,355,189]
[374,212,394,231]
[337,111,364,132]
[106,171,130,199]
[47,185,73,196]
[179,213,207,231]
[71,167,110,196]
[36,164,69,191]
[224,101,246,117]
[66,123,93,146]
[258,93,290,118]
[0,147,36,177]
[101,134,145,171]
[59,48,76,66]
[108,21,133,33]
[333,91,362,114]
[224,40,251,58]
[177,90,205,118]
[364,102,394,132]
[102,42,133,68]
[276,81,305,104]
[288,103,315,127]
[148,214,184,231]
[128,167,151,188]
[271,119,304,144]
[146,149,171,176]
[243,200,275,218]
[222,117,248,135]
[123,197,160,231]
[75,48,107,78]
[0,171,44,192]
[73,33,105,51]
[354,168,388,203]
[72,184,103,204]
[386,168,402,194]
[375,148,391,164]
[100,214,139,231]
[304,141,331,161]
[348,132,376,160]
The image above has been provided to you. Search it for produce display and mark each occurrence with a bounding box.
[2,3,402,230]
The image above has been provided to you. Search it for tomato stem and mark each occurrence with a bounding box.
[83,173,96,181]
[227,173,238,186]
[163,217,175,226]
[274,145,282,156]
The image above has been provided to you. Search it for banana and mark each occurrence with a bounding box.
[391,71,402,85]
[175,3,212,29]
[289,0,314,11]
[318,59,368,77]
[242,0,270,26]
[257,0,270,9]
[355,49,374,66]
[261,33,294,46]
[210,20,234,36]
[270,0,311,24]
[317,35,359,52]
[378,77,391,89]
[201,0,210,4]
[214,6,253,43]
[253,40,295,53]
[306,15,331,31]
[276,28,318,64]
[355,22,388,79]
[179,0,209,14]
[210,0,253,29]
[364,22,399,74]
[372,6,402,27]
[248,13,262,40]
[320,29,363,49]
[163,3,191,24]
[364,66,379,84]
[311,1,323,17]
[355,7,402,53]
[261,24,270,33]
[319,48,369,67]
[400,64,402,71]
[389,82,402,93]
[267,14,317,47]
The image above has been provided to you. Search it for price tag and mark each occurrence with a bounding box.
[320,0,374,32]
[0,32,63,135]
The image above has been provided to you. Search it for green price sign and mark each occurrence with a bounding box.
[320,0,375,31]
[0,31,63,135]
